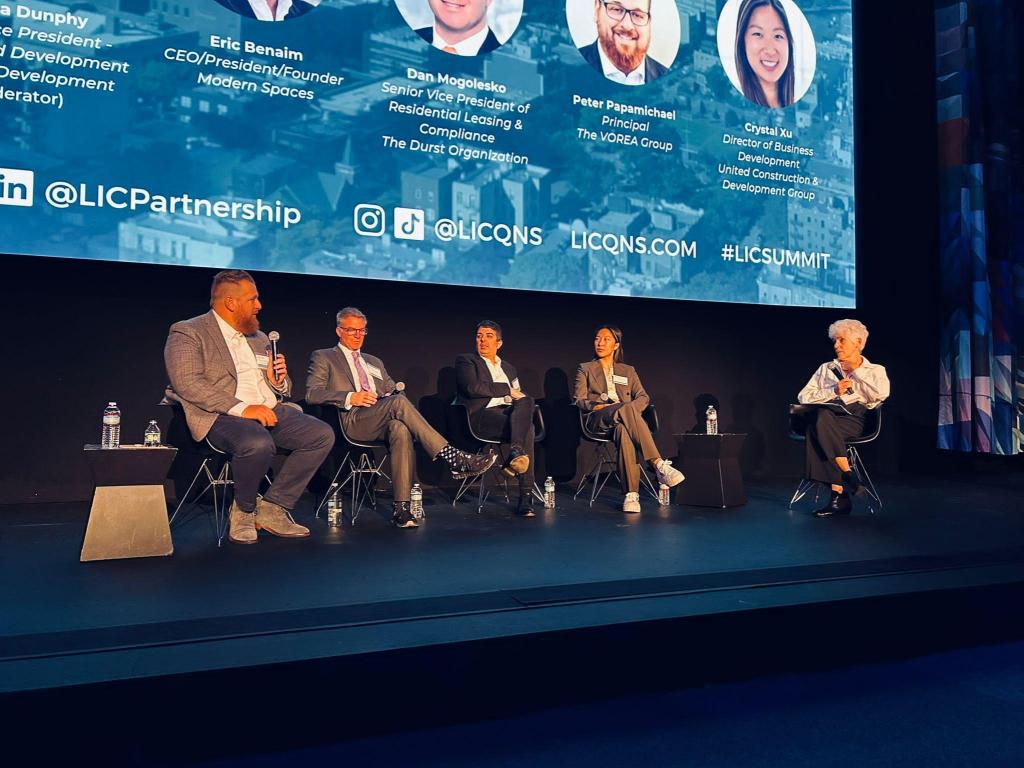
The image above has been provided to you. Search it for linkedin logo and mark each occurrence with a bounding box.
[0,168,34,207]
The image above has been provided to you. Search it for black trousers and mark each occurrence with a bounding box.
[804,403,867,486]
[471,397,535,488]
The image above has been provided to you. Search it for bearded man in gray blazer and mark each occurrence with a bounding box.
[305,307,496,528]
[164,270,335,545]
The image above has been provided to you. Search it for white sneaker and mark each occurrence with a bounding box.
[623,492,641,514]
[655,459,685,488]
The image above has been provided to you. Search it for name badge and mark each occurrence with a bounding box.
[512,378,520,390]
[255,354,270,369]
[613,374,629,386]
[364,364,383,380]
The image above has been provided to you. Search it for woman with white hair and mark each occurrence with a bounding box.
[797,319,890,516]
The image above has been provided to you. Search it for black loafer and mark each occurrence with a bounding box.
[392,501,419,529]
[841,470,864,497]
[515,495,535,517]
[815,491,852,517]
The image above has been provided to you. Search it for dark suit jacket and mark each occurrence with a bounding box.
[164,310,290,441]
[573,359,649,414]
[213,0,316,20]
[577,40,668,84]
[455,353,520,418]
[305,346,396,412]
[416,26,502,55]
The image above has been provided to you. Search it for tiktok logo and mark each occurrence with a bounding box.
[393,207,425,241]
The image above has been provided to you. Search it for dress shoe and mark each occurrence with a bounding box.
[255,497,310,537]
[445,448,498,479]
[814,491,852,517]
[503,446,530,478]
[841,470,864,496]
[392,501,419,529]
[515,495,535,517]
[228,501,258,545]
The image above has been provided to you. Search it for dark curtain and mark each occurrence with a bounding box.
[935,0,1024,453]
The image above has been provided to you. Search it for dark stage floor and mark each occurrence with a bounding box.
[2,473,1024,693]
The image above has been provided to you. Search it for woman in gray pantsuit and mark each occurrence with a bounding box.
[574,325,684,514]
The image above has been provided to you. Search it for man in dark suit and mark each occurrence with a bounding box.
[415,0,502,56]
[455,321,536,517]
[578,0,668,85]
[306,307,496,528]
[165,270,335,545]
[213,0,318,21]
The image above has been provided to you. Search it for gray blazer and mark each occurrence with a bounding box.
[164,310,291,441]
[305,346,396,410]
[573,359,649,413]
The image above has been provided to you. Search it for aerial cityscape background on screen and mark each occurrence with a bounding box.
[0,0,854,307]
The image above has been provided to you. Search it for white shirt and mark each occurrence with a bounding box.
[798,357,890,410]
[432,23,490,56]
[602,365,621,402]
[338,343,377,410]
[597,40,646,86]
[246,0,294,21]
[213,312,278,417]
[481,354,512,409]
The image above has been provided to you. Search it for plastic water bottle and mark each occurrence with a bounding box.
[144,420,161,447]
[326,487,342,528]
[544,476,555,509]
[101,402,121,449]
[658,483,671,506]
[705,405,718,435]
[410,483,424,520]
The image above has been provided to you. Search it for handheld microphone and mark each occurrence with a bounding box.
[268,330,280,362]
[388,381,406,397]
[829,362,845,381]
[590,393,610,406]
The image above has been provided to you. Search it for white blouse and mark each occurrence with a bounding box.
[798,356,890,410]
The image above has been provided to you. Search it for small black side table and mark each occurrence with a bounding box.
[672,433,747,508]
[81,445,178,562]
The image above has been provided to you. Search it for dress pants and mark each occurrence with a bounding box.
[472,397,536,489]
[206,403,335,512]
[586,402,659,494]
[804,403,868,485]
[341,394,447,502]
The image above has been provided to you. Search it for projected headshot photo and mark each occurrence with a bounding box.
[717,0,817,109]
[567,0,681,87]
[211,0,320,21]
[394,0,524,56]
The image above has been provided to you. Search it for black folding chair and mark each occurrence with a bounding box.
[788,403,884,513]
[450,401,546,513]
[574,404,660,506]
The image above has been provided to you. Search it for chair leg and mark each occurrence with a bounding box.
[789,477,816,509]
[315,451,352,519]
[638,463,660,502]
[168,458,211,527]
[848,446,882,512]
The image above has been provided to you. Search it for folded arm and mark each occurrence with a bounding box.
[457,355,511,400]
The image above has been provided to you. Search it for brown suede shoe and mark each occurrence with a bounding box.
[255,498,310,538]
[502,447,530,478]
[228,502,258,545]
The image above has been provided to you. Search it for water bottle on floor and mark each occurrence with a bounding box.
[705,405,718,435]
[144,420,161,447]
[326,486,342,528]
[544,476,555,509]
[411,483,424,520]
[101,402,121,449]
[658,483,671,506]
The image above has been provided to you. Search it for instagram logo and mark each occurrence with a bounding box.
[353,204,386,237]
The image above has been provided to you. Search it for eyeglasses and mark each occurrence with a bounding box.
[600,1,651,27]
[339,327,368,336]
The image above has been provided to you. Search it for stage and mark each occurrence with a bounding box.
[3,473,1024,697]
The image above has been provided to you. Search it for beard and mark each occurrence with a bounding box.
[598,26,650,74]
[238,314,260,335]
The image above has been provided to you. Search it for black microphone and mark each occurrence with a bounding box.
[829,363,845,381]
[387,381,406,397]
[268,330,280,363]
[590,393,610,406]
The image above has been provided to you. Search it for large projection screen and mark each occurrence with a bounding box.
[0,0,854,307]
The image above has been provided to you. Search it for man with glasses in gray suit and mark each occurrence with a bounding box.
[164,270,335,545]
[306,307,496,529]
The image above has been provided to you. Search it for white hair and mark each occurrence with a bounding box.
[336,307,367,326]
[828,318,868,346]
